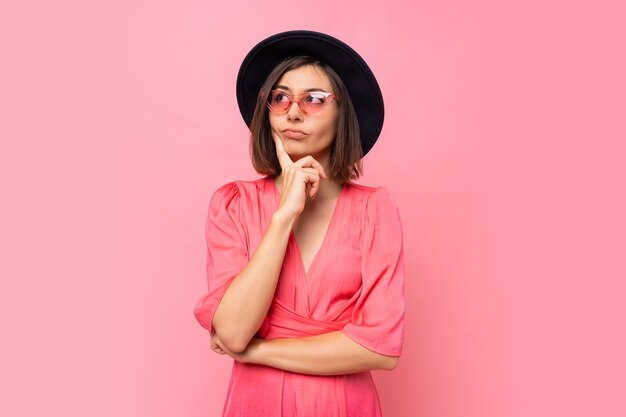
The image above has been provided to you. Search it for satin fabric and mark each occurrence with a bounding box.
[194,176,405,416]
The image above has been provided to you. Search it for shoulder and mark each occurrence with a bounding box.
[348,182,399,211]
[212,177,267,198]
[210,177,269,209]
[209,181,241,211]
[355,184,404,255]
[350,183,402,233]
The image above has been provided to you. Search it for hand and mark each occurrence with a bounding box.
[210,330,227,355]
[272,129,328,217]
[210,331,264,364]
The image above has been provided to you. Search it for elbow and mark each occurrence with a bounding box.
[214,327,251,354]
[212,315,250,354]
[380,355,399,370]
[222,337,249,354]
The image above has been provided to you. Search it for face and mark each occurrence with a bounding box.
[268,65,339,162]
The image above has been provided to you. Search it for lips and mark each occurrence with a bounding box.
[282,129,307,139]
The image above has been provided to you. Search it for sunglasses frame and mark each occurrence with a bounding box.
[265,89,338,115]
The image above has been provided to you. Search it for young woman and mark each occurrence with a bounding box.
[194,30,406,417]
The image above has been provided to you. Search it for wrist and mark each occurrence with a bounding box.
[247,337,268,365]
[271,209,296,229]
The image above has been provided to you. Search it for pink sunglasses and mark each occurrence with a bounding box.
[265,89,338,115]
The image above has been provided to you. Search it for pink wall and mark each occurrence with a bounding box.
[2,0,625,416]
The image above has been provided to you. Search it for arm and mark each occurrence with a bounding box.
[212,209,295,353]
[215,331,399,376]
[211,137,330,353]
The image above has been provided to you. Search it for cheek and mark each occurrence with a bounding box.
[323,116,339,137]
[316,110,338,133]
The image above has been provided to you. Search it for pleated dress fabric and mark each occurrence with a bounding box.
[194,176,405,417]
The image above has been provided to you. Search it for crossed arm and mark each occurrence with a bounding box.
[207,188,401,375]
[211,329,398,376]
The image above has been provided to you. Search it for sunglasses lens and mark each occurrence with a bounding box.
[268,90,290,113]
[300,93,331,113]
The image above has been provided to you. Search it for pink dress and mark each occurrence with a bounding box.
[194,176,405,417]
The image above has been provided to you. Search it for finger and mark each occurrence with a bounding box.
[293,155,327,179]
[295,167,321,195]
[211,344,225,354]
[308,179,320,199]
[210,331,227,354]
[272,129,293,170]
[211,342,224,353]
[215,339,230,355]
[293,155,328,179]
[297,168,320,190]
[296,168,321,200]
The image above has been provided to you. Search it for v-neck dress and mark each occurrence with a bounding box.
[194,175,406,417]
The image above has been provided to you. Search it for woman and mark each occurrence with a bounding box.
[194,30,406,417]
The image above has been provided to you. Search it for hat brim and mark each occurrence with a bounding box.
[236,30,384,157]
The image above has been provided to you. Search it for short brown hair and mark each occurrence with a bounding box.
[248,55,363,185]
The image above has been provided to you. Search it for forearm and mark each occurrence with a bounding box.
[252,331,399,376]
[213,210,295,352]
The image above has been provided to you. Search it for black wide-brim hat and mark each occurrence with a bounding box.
[236,30,384,157]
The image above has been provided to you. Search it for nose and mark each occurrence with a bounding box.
[286,100,303,121]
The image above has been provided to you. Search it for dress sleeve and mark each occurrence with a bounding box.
[193,182,250,335]
[341,187,406,357]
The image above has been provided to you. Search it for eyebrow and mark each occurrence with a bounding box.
[274,85,330,93]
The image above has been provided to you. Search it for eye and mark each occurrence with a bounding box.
[304,93,326,105]
[271,91,290,103]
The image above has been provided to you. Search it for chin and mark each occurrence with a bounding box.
[284,142,330,160]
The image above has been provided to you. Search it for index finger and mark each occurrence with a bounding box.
[272,129,293,169]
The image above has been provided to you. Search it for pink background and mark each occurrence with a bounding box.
[2,0,625,416]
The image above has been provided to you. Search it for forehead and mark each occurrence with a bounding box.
[275,65,333,92]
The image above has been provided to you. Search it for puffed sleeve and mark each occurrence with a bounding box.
[341,187,406,357]
[193,182,250,335]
